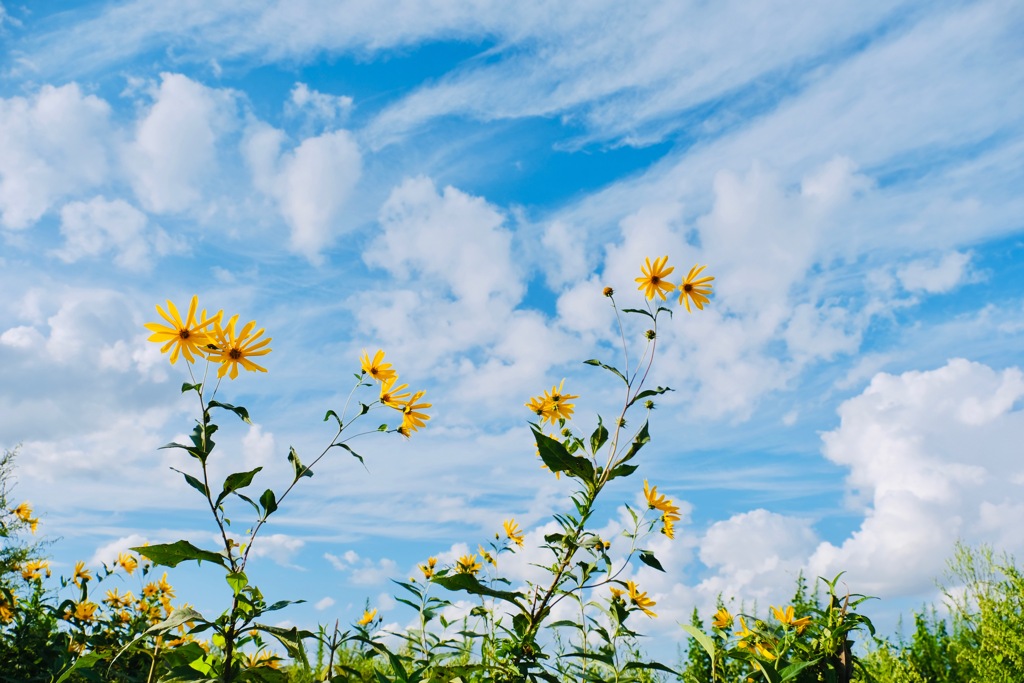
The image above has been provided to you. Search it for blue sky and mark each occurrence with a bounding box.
[2,0,1023,659]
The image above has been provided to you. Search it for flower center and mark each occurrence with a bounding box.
[683,283,693,292]
[179,329,190,340]
[229,348,242,360]
[651,276,660,284]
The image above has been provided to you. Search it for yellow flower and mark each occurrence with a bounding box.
[144,296,221,365]
[118,552,138,575]
[636,256,676,301]
[73,600,99,622]
[456,554,481,576]
[142,582,159,598]
[379,376,411,409]
[503,519,525,547]
[11,502,39,533]
[643,480,671,511]
[0,593,16,623]
[210,314,272,379]
[361,349,397,384]
[245,651,281,668]
[478,545,497,567]
[400,390,431,434]
[677,264,714,312]
[20,559,50,581]
[357,609,377,627]
[419,557,437,580]
[104,588,132,607]
[755,642,777,661]
[712,607,733,629]
[526,380,579,426]
[736,617,755,648]
[72,561,92,587]
[661,512,677,540]
[157,572,175,597]
[626,580,657,618]
[609,585,625,602]
[771,604,811,634]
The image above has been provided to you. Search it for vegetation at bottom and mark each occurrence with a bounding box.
[0,257,1020,682]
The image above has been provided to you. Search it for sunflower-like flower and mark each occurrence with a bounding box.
[771,604,812,634]
[636,256,676,301]
[209,315,272,379]
[525,380,578,426]
[456,554,482,576]
[20,559,50,581]
[72,561,92,587]
[11,502,38,534]
[157,572,175,598]
[379,376,411,409]
[72,600,99,623]
[712,606,733,630]
[361,349,397,384]
[357,609,377,627]
[503,519,525,547]
[144,296,222,365]
[626,580,657,618]
[118,552,138,575]
[419,557,438,580]
[677,264,715,312]
[400,391,432,434]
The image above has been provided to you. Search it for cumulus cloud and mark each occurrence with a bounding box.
[286,82,353,129]
[54,196,185,270]
[242,122,362,262]
[896,251,973,294]
[126,73,238,214]
[809,359,1024,596]
[0,83,112,229]
[324,550,398,586]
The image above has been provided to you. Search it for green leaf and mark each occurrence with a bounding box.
[779,660,817,682]
[288,447,313,481]
[606,463,638,482]
[623,661,682,676]
[55,652,105,683]
[131,540,227,569]
[627,385,674,408]
[589,417,609,455]
[252,624,314,668]
[259,488,277,517]
[680,623,716,671]
[216,467,263,507]
[618,421,650,465]
[583,359,627,384]
[181,382,201,394]
[622,307,655,320]
[639,550,665,572]
[533,429,594,484]
[433,572,525,609]
[324,409,343,428]
[226,571,247,596]
[208,399,251,424]
[171,467,209,497]
[332,442,366,466]
[148,605,206,634]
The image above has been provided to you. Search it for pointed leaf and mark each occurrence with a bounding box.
[226,571,247,596]
[618,421,650,465]
[583,359,627,384]
[208,400,252,424]
[622,307,655,320]
[589,417,609,455]
[259,488,278,517]
[681,623,716,670]
[131,540,227,569]
[606,463,639,482]
[288,447,313,481]
[216,467,263,506]
[639,550,665,572]
[627,385,674,408]
[324,409,343,428]
[433,572,525,609]
[171,467,209,498]
[533,429,594,484]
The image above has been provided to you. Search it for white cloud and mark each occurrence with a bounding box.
[286,83,353,128]
[0,83,112,229]
[314,596,336,611]
[246,533,306,568]
[126,73,238,214]
[0,325,45,350]
[55,196,185,270]
[809,359,1024,596]
[325,550,398,586]
[242,122,362,262]
[89,533,149,567]
[896,251,973,294]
